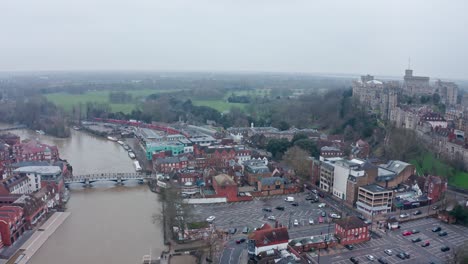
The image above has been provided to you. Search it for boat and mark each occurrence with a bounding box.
[72,126,80,130]
[133,160,142,172]
[117,140,124,145]
[36,130,45,135]
[107,136,118,141]
[128,152,136,159]
[123,144,130,150]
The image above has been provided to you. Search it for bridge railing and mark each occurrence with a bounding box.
[64,172,158,182]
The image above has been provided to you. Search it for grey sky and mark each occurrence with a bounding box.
[1,0,467,79]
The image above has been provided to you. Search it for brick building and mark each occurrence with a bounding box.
[346,161,378,206]
[12,140,59,163]
[212,174,238,202]
[424,175,447,202]
[0,133,20,146]
[244,160,271,186]
[334,216,370,245]
[247,223,290,256]
[153,156,188,173]
[0,205,25,246]
[257,177,286,196]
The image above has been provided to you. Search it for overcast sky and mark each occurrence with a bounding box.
[1,0,467,79]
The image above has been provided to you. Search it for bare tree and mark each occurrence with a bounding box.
[282,146,312,183]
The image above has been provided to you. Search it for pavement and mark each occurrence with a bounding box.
[312,217,468,264]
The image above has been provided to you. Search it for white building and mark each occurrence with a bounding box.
[13,166,62,192]
[332,159,365,200]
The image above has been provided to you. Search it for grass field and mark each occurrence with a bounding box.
[410,153,468,188]
[45,89,177,114]
[192,100,247,113]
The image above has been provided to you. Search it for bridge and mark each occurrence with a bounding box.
[64,172,159,186]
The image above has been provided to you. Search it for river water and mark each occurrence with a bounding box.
[0,126,164,264]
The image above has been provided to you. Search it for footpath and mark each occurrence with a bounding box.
[12,212,71,264]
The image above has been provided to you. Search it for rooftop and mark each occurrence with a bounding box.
[383,160,412,175]
[248,226,289,247]
[260,177,286,186]
[213,174,236,186]
[335,216,367,229]
[360,184,390,193]
[14,166,62,175]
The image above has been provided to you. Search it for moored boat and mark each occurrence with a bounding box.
[128,151,136,159]
[107,136,118,141]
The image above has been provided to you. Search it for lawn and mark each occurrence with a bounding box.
[45,89,177,114]
[192,100,247,113]
[410,153,468,189]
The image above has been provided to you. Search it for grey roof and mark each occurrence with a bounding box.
[260,177,285,186]
[14,166,62,175]
[360,184,390,193]
[383,160,412,175]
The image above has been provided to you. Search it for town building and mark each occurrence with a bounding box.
[334,216,370,245]
[212,174,238,202]
[257,177,286,196]
[424,175,447,202]
[346,161,378,206]
[0,133,20,146]
[247,223,290,256]
[435,80,458,106]
[356,184,394,216]
[153,156,188,173]
[332,159,366,200]
[12,166,62,192]
[244,160,271,186]
[0,174,32,195]
[378,160,416,188]
[12,140,59,163]
[318,157,343,193]
[319,146,344,159]
[144,141,185,160]
[350,139,370,159]
[0,205,25,246]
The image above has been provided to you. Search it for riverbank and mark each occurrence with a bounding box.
[7,212,70,264]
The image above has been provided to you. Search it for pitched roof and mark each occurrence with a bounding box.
[213,174,236,186]
[248,226,289,247]
[334,216,367,229]
[260,177,286,186]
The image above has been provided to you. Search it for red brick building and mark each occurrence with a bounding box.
[0,205,25,246]
[334,216,370,245]
[12,140,59,163]
[153,156,188,173]
[212,174,238,202]
[0,133,20,146]
[247,223,290,256]
[257,177,286,196]
[244,160,271,186]
[424,175,447,202]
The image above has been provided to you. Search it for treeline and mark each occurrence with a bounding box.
[109,92,133,103]
[0,96,70,138]
[227,95,250,103]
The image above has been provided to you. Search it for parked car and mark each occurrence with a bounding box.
[413,210,422,215]
[305,196,314,200]
[242,227,250,234]
[411,237,421,243]
[267,216,276,221]
[402,252,410,259]
[294,219,299,226]
[285,196,295,202]
[441,246,451,252]
[357,215,365,220]
[236,238,246,244]
[432,205,439,210]
[318,216,324,223]
[291,202,299,206]
[345,244,354,250]
[399,213,409,218]
[384,249,393,256]
[308,218,314,225]
[350,257,359,264]
[364,219,372,225]
[438,231,448,236]
[276,206,285,211]
[402,230,412,236]
[377,257,389,264]
[421,241,430,247]
[321,211,326,217]
[262,208,272,212]
[318,193,325,198]
[311,189,318,194]
[411,229,420,234]
[432,226,442,232]
[330,213,341,219]
[229,228,237,234]
[318,203,326,208]
[310,199,319,203]
[396,253,406,260]
[366,254,375,261]
[206,216,216,222]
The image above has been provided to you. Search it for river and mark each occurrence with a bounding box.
[0,125,164,264]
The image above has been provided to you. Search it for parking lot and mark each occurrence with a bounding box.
[191,192,338,234]
[315,217,468,264]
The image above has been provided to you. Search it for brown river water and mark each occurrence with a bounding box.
[0,125,164,264]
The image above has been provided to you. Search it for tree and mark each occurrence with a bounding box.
[282,146,312,182]
[432,93,441,104]
[266,138,291,159]
[294,138,319,158]
[278,121,290,131]
[156,186,192,241]
[384,127,425,161]
[446,242,468,264]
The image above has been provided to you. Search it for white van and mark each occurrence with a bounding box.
[285,197,295,202]
[318,203,326,208]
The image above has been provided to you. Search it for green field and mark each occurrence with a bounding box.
[192,100,247,113]
[410,153,468,188]
[45,89,177,114]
